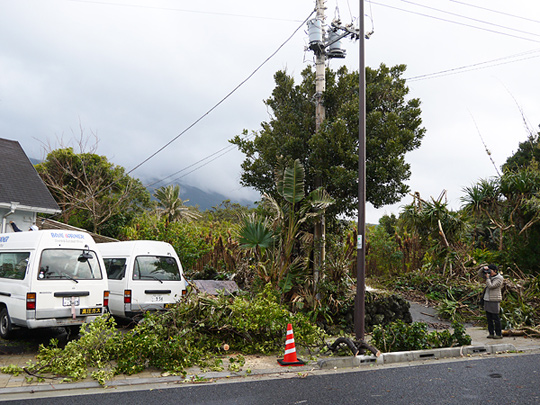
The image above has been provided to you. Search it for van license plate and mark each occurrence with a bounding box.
[63,297,80,306]
[151,295,164,303]
[81,308,102,315]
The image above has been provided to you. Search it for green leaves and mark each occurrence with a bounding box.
[154,185,201,223]
[230,63,425,223]
[4,288,326,385]
[238,219,274,251]
[370,320,471,353]
[279,159,305,204]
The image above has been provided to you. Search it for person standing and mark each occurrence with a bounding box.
[479,264,504,339]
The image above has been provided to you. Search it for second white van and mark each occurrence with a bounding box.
[98,240,186,320]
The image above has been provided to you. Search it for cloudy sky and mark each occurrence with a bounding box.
[1,0,539,222]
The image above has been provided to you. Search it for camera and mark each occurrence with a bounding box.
[483,268,491,274]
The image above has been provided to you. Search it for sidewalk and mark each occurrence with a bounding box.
[1,325,539,396]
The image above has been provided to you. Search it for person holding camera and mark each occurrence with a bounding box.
[478,264,504,339]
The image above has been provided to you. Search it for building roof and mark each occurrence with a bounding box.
[37,217,118,243]
[0,138,60,214]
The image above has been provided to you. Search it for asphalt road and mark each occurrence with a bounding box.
[5,353,540,404]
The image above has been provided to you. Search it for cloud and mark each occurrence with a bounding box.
[1,0,539,223]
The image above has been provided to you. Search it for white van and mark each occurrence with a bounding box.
[98,240,186,320]
[0,230,109,339]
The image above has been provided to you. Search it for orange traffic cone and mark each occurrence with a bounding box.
[277,323,306,366]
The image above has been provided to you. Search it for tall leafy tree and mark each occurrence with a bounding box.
[230,64,425,222]
[35,147,151,236]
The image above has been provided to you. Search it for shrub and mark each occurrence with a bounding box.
[370,320,471,353]
[2,285,326,385]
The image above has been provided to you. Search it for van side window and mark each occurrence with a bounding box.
[133,256,181,281]
[0,252,30,280]
[103,258,126,280]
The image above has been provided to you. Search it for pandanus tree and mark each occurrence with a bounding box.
[462,165,540,252]
[401,191,466,273]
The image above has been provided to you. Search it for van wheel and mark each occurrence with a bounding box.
[66,325,81,338]
[0,308,13,340]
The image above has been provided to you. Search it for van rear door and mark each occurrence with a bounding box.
[130,255,184,312]
[33,247,106,323]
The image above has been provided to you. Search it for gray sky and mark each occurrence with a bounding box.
[1,0,539,222]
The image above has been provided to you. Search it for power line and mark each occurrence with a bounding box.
[124,9,315,177]
[447,0,540,25]
[398,0,540,39]
[406,49,540,81]
[52,9,314,219]
[369,1,540,44]
[68,0,304,22]
[145,132,256,189]
[164,147,239,186]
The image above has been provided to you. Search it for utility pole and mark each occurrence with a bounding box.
[313,0,326,291]
[307,1,360,296]
[354,0,367,340]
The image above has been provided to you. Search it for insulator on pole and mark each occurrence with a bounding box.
[327,29,346,59]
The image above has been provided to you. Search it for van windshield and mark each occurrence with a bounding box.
[133,256,181,281]
[38,249,103,281]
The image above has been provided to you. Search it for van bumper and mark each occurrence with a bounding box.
[125,307,168,319]
[25,315,102,329]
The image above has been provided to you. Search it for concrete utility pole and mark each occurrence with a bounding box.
[313,0,326,291]
[308,0,361,303]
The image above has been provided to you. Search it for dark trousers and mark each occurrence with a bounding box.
[486,311,502,336]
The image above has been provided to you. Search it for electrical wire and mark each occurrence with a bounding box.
[145,132,255,189]
[68,0,304,22]
[447,0,540,25]
[369,1,540,44]
[398,0,540,39]
[163,146,239,186]
[124,9,315,177]
[406,49,540,81]
[52,9,315,220]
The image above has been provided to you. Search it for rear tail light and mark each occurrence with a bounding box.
[182,289,187,296]
[124,289,131,304]
[103,290,109,307]
[26,292,36,310]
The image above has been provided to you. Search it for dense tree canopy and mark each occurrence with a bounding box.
[35,147,151,236]
[230,64,425,221]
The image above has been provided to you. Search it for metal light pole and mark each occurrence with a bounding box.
[354,0,366,340]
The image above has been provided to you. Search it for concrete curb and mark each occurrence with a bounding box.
[0,343,536,397]
[317,343,519,369]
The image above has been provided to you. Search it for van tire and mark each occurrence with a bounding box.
[0,307,13,340]
[67,325,81,338]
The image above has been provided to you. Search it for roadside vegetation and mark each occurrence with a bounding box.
[3,66,540,384]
